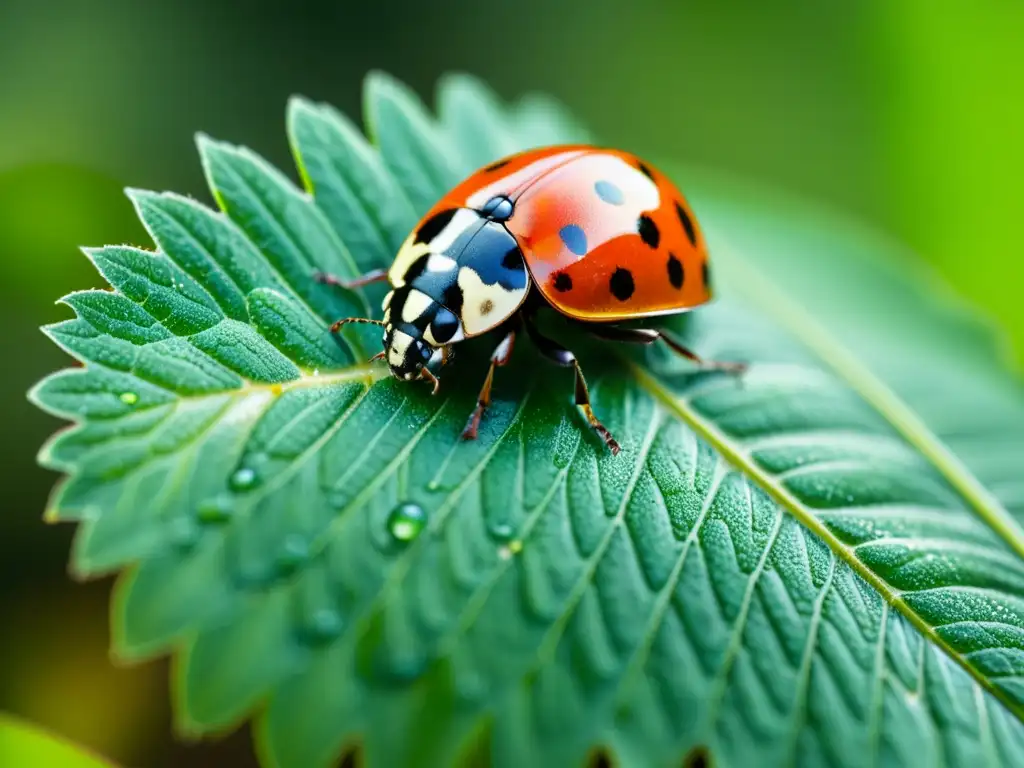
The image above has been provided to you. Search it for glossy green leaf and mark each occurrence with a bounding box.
[31,72,1024,768]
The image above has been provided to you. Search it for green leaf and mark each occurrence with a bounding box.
[0,713,117,768]
[31,73,1024,768]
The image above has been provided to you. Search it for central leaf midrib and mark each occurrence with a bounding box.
[716,241,1024,561]
[629,362,1024,724]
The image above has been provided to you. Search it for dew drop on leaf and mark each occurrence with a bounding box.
[306,608,344,642]
[490,521,514,542]
[387,502,427,543]
[498,538,524,560]
[168,516,200,550]
[197,495,234,524]
[119,391,138,405]
[383,652,428,683]
[277,534,310,573]
[455,670,487,704]
[230,466,258,491]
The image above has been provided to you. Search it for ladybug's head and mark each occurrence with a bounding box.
[379,285,461,391]
[383,325,439,382]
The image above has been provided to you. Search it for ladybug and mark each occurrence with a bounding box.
[316,145,742,454]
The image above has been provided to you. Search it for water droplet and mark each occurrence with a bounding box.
[306,608,344,642]
[168,516,200,550]
[119,391,138,405]
[387,502,427,543]
[455,670,487,704]
[498,539,523,561]
[383,652,428,683]
[197,495,234,524]
[426,480,441,492]
[312,368,320,377]
[490,521,514,542]
[277,534,309,572]
[230,467,257,491]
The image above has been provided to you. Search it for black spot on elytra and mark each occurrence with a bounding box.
[638,215,660,249]
[668,254,684,289]
[675,201,697,246]
[484,158,510,172]
[415,208,457,245]
[702,261,710,288]
[553,271,573,292]
[501,246,523,270]
[637,161,656,181]
[609,268,635,301]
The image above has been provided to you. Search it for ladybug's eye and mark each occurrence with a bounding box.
[480,195,513,222]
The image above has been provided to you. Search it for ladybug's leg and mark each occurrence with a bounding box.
[586,325,746,373]
[524,318,621,455]
[314,268,388,290]
[460,330,517,442]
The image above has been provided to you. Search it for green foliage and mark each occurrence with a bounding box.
[0,713,116,767]
[30,72,1024,767]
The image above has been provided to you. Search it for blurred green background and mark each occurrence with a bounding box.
[2,1,1021,765]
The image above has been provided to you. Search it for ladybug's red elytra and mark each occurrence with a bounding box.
[317,145,743,454]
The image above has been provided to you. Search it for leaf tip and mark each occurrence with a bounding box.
[363,69,412,124]
[286,96,320,155]
[123,186,157,208]
[79,244,103,264]
[287,94,316,119]
[26,373,52,413]
[364,68,397,93]
[437,70,496,105]
[194,132,232,165]
[41,505,62,525]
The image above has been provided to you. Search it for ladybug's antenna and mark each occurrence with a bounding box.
[329,317,386,333]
